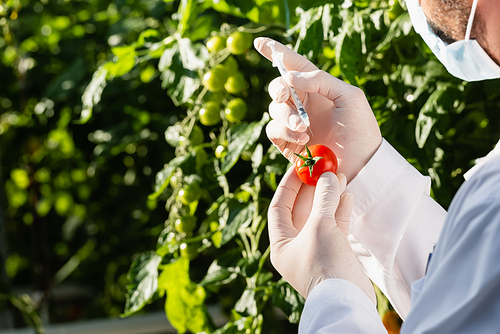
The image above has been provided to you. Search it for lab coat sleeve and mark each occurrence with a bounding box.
[299,279,387,334]
[401,156,500,333]
[345,139,446,318]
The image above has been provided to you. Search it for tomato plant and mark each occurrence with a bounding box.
[294,145,338,186]
[6,0,496,333]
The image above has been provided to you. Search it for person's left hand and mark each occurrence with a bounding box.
[268,167,376,303]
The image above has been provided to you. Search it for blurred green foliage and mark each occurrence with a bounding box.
[1,0,499,333]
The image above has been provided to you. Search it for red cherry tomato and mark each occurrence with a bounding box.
[294,144,338,186]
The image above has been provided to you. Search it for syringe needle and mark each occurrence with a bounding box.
[268,41,314,136]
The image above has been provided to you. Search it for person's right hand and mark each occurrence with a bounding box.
[254,37,382,183]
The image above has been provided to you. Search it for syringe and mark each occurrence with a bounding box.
[267,41,313,136]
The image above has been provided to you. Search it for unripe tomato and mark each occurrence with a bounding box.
[206,35,226,53]
[199,101,221,126]
[195,147,207,168]
[245,49,260,66]
[175,215,197,234]
[224,72,247,94]
[241,149,253,161]
[204,91,224,105]
[223,56,239,73]
[202,65,228,92]
[215,145,227,160]
[180,242,198,260]
[226,31,252,55]
[178,183,201,204]
[294,144,338,186]
[224,98,247,123]
[179,125,204,146]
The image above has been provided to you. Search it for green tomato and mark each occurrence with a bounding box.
[175,215,197,234]
[215,145,227,160]
[202,66,228,92]
[199,101,221,126]
[224,72,247,95]
[241,150,253,161]
[179,125,204,146]
[226,31,252,55]
[245,49,260,66]
[225,98,247,123]
[206,36,226,53]
[180,242,198,260]
[195,146,207,168]
[223,56,239,73]
[204,91,224,105]
[323,46,336,59]
[178,183,201,205]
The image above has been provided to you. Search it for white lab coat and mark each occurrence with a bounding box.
[299,138,500,333]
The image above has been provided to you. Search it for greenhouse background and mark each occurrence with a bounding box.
[1,0,499,333]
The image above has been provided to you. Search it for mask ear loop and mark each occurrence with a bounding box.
[465,0,479,41]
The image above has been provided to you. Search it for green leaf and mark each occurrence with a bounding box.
[158,43,179,72]
[122,251,162,317]
[164,122,183,147]
[335,12,364,85]
[290,6,324,60]
[203,0,252,19]
[104,45,137,78]
[149,154,193,200]
[220,202,254,246]
[137,29,160,47]
[158,41,204,105]
[177,37,209,71]
[200,257,239,291]
[234,288,258,316]
[79,65,108,124]
[221,113,269,174]
[271,280,304,324]
[376,13,413,52]
[177,0,197,37]
[415,83,453,148]
[158,258,210,334]
[44,57,86,101]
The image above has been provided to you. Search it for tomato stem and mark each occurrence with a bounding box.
[294,145,323,177]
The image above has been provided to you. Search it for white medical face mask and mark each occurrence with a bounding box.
[405,0,500,82]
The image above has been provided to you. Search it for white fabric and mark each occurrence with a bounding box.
[402,153,500,333]
[346,139,446,318]
[300,138,500,333]
[299,279,386,334]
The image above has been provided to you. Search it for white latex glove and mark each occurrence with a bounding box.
[268,166,376,304]
[254,37,382,183]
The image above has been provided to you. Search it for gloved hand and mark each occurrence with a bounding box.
[254,37,382,183]
[268,167,376,304]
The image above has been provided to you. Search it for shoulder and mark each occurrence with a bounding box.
[443,155,500,238]
[462,155,500,201]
